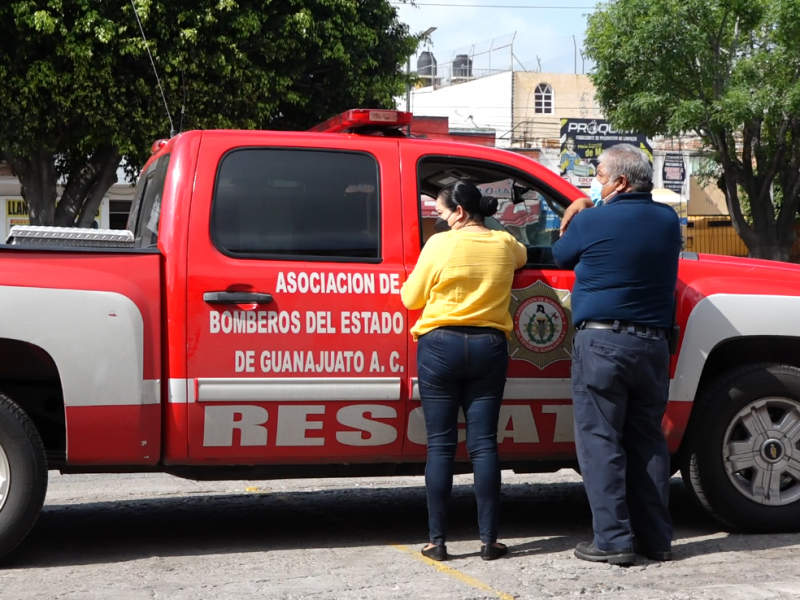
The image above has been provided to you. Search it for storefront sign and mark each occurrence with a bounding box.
[559,119,653,189]
[3,197,103,240]
[5,199,28,240]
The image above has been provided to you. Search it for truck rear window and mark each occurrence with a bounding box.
[128,154,171,248]
[210,149,380,261]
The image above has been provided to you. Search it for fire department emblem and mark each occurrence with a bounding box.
[509,281,574,369]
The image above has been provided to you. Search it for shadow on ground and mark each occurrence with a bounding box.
[6,477,798,568]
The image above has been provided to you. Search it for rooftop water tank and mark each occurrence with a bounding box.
[417,51,437,87]
[453,54,473,79]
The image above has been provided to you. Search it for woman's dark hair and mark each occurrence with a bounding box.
[438,180,498,223]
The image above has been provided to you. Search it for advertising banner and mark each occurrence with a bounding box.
[662,153,686,195]
[5,198,29,240]
[559,119,653,189]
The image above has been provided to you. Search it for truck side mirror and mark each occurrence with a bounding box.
[512,185,527,205]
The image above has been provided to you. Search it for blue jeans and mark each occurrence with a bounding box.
[417,326,509,545]
[571,328,673,552]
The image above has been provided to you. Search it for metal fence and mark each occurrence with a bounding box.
[685,216,749,257]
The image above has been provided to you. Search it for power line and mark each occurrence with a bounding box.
[410,118,587,125]
[130,0,175,137]
[409,105,601,109]
[391,2,595,8]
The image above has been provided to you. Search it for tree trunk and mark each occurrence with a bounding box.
[55,148,122,227]
[3,150,58,226]
[718,169,796,263]
[747,241,792,262]
[76,150,121,228]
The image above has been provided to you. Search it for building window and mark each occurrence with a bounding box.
[534,83,554,114]
[109,200,132,230]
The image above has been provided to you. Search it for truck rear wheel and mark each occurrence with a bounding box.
[0,391,48,559]
[681,363,800,531]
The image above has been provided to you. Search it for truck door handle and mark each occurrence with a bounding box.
[203,291,273,305]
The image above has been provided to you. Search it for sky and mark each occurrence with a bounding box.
[392,1,597,76]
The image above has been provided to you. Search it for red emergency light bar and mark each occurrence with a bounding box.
[150,138,169,154]
[308,109,413,134]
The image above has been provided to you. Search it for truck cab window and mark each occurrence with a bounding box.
[128,154,171,248]
[418,159,567,268]
[211,149,380,261]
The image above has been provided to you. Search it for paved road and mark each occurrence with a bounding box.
[1,470,800,599]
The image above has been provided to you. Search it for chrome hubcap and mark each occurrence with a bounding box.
[0,441,9,512]
[723,398,800,506]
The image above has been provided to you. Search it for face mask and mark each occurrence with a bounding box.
[434,217,451,232]
[589,178,605,206]
[435,210,455,232]
[589,177,619,206]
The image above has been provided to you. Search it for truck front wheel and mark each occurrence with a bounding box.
[681,363,800,531]
[0,391,48,559]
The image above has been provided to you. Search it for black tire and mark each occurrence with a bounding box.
[680,363,800,532]
[0,391,48,559]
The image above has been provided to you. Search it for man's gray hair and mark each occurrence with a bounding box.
[598,144,653,192]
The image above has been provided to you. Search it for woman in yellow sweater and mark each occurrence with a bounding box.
[401,180,527,562]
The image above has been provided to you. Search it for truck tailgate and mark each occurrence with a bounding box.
[0,248,162,465]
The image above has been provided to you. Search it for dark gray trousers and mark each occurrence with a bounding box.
[571,327,673,552]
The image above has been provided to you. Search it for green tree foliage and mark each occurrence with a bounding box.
[0,0,417,227]
[585,0,800,261]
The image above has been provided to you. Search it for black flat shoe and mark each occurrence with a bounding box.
[480,543,508,561]
[574,542,636,565]
[421,544,447,561]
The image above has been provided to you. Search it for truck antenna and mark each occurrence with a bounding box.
[130,0,176,138]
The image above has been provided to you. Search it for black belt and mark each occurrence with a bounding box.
[438,325,505,336]
[578,320,669,339]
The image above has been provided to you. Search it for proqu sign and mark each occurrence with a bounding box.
[559,118,652,190]
[565,121,620,135]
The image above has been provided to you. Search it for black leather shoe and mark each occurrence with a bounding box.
[480,543,508,561]
[421,544,447,561]
[574,542,636,565]
[640,548,673,561]
[632,540,673,561]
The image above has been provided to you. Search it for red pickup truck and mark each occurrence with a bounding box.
[1,109,800,558]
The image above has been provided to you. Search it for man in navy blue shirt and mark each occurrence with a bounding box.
[553,144,681,565]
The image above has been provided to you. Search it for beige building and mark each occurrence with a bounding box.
[511,72,602,148]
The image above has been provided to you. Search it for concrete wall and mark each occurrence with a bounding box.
[410,71,514,148]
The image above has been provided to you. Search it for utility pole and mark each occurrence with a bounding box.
[573,35,577,74]
[406,57,411,112]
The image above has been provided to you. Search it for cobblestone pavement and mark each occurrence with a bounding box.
[1,470,800,599]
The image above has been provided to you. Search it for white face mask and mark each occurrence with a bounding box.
[589,177,618,206]
[589,178,604,206]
